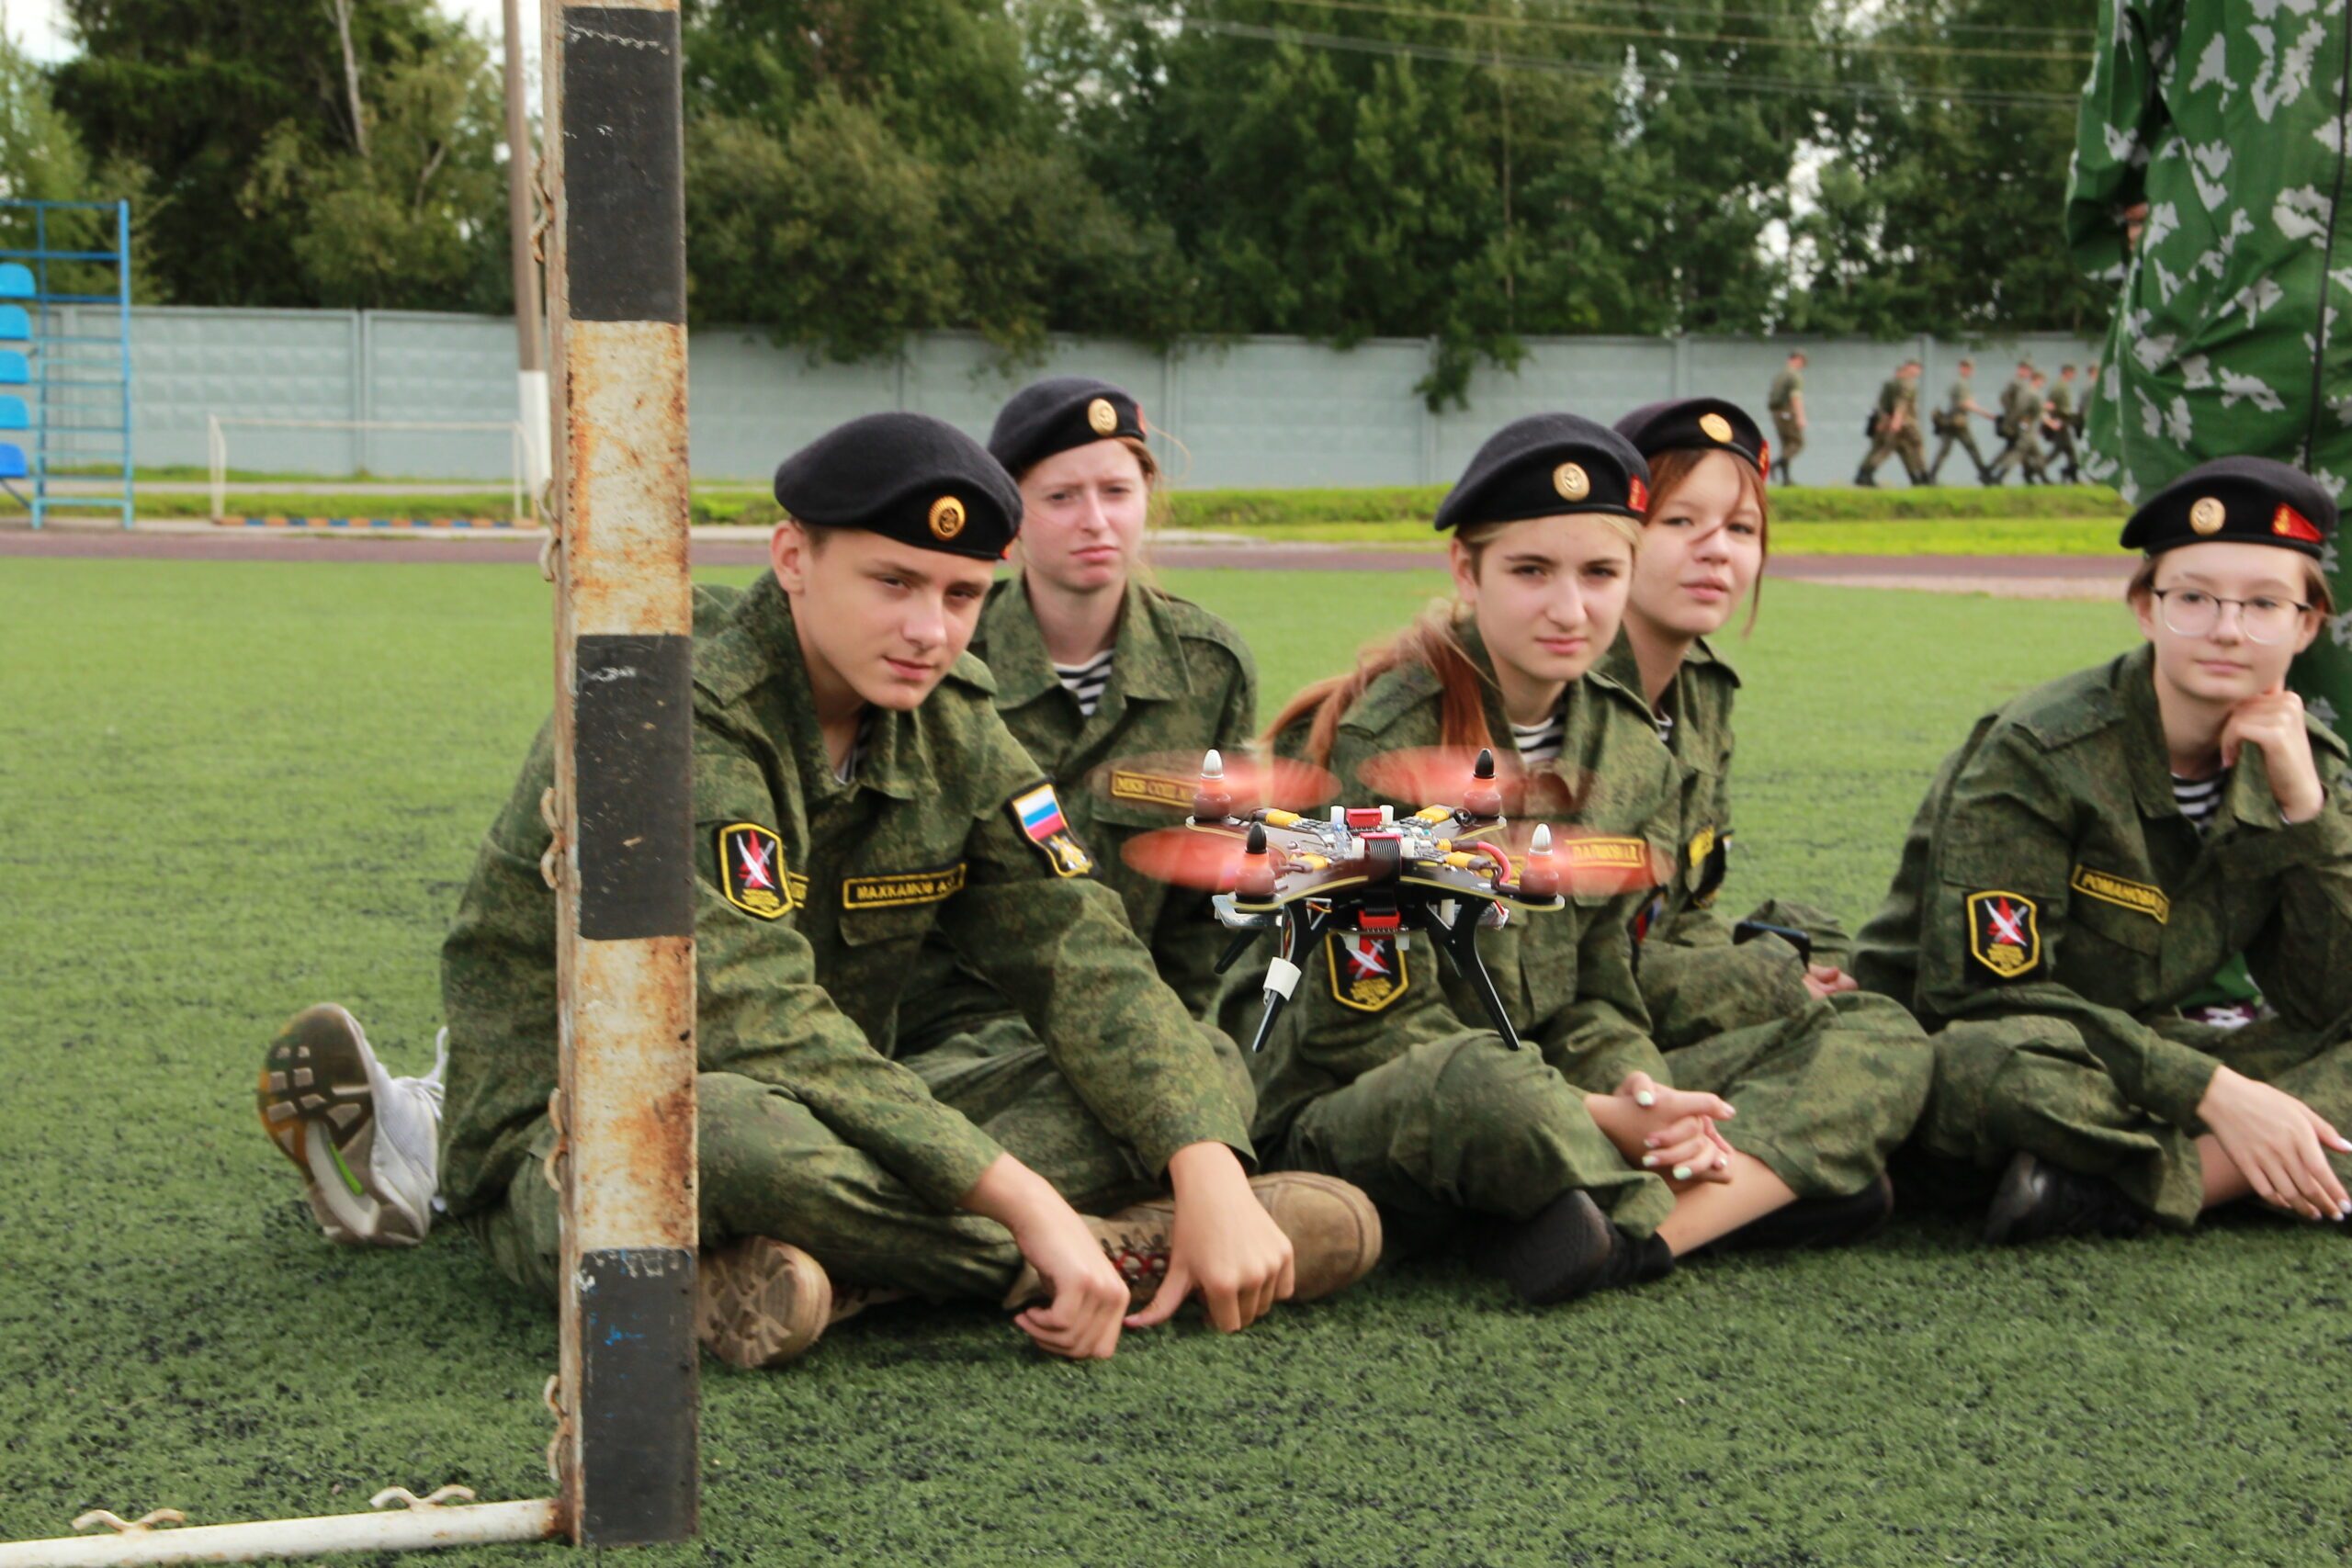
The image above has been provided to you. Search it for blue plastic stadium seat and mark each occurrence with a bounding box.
[0,351,23,385]
[0,264,29,299]
[0,305,27,341]
[0,443,25,479]
[0,397,23,431]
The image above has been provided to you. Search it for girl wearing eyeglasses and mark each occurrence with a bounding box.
[1853,456,2352,1244]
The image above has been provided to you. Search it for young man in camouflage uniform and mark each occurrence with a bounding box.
[261,412,1378,1366]
[1856,458,2352,1244]
[1986,362,2049,486]
[1766,350,1806,485]
[2068,1,2352,741]
[2042,365,2083,483]
[1927,358,1996,485]
[1855,360,1927,487]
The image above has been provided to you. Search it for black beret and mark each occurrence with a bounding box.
[2119,456,2335,561]
[1433,413,1651,533]
[1613,398,1768,479]
[773,412,1021,561]
[988,377,1147,478]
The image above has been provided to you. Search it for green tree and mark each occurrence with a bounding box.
[54,0,508,310]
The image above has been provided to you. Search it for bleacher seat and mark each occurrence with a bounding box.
[0,351,24,384]
[0,306,28,342]
[0,265,30,299]
[0,444,25,479]
[0,397,24,431]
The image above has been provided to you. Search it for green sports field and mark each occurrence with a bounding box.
[2,558,2346,1565]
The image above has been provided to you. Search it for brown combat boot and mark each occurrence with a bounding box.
[1002,1172,1383,1312]
[696,1237,902,1368]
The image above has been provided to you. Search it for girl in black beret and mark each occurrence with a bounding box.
[1854,456,2352,1244]
[1603,400,1866,1040]
[1231,415,1930,1303]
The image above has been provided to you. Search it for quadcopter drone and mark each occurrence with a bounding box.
[1125,747,1657,1054]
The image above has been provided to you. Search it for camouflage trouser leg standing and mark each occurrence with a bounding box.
[1662,990,1931,1201]
[1914,1013,2352,1228]
[1772,413,1803,479]
[1895,426,1928,483]
[1639,898,1856,1047]
[1272,1032,1677,1243]
[468,1045,1179,1304]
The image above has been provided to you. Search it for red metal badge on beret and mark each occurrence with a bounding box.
[1629,477,1649,512]
[2273,503,2322,544]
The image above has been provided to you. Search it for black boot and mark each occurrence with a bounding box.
[1479,1190,1674,1304]
[1981,1152,2148,1245]
[1723,1172,1896,1251]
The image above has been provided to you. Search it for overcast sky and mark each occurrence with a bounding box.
[6,0,538,64]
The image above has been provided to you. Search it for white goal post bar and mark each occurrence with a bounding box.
[206,416,536,525]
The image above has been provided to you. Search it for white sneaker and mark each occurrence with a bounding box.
[258,1003,446,1247]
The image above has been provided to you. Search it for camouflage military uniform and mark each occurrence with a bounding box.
[897,576,1257,1056]
[1987,377,2048,484]
[1928,377,1990,483]
[1767,366,1804,480]
[2069,2,2352,741]
[1858,376,1927,485]
[440,575,1256,1302]
[1853,646,2352,1226]
[1229,621,1930,1244]
[1597,633,1852,1047]
[2042,378,2081,482]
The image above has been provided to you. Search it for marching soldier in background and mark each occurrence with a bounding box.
[1855,360,1927,488]
[1928,357,1996,485]
[1766,350,1806,485]
[1987,362,2049,486]
[2043,365,2083,484]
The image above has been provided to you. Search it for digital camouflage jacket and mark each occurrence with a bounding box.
[437,574,1254,1217]
[2067,1,2352,733]
[1237,620,1681,1145]
[963,576,1257,1017]
[1853,644,2352,1129]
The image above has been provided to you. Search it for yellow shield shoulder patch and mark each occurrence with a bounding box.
[1327,932,1409,1013]
[2070,865,2169,925]
[717,822,799,920]
[1965,889,2041,982]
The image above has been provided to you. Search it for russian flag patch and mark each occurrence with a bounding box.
[1010,783,1094,878]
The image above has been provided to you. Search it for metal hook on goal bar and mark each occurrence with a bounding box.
[369,1486,477,1512]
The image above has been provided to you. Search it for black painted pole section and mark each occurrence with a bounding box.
[541,0,698,1548]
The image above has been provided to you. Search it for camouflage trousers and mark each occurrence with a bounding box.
[1988,427,2047,482]
[1911,1012,2352,1227]
[1268,989,1928,1246]
[1860,424,1927,484]
[1640,897,1853,1048]
[1771,412,1804,478]
[467,1013,1250,1304]
[1928,423,1989,481]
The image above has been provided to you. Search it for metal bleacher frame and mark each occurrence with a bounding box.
[0,199,132,529]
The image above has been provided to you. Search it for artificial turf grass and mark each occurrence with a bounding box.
[2,558,2347,1565]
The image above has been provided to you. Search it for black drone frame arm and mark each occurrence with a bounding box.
[1423,901,1526,1051]
[1243,900,1343,1055]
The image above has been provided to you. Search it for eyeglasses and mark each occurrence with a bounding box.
[2152,588,2312,645]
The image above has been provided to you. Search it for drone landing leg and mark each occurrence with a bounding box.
[1246,904,1335,1054]
[1430,909,1526,1051]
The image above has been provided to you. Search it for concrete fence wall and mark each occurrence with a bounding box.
[43,304,2103,490]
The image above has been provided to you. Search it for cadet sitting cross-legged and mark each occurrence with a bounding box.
[896,378,1259,1067]
[1229,415,1932,1307]
[260,412,1379,1367]
[1600,398,1877,1053]
[1855,457,2352,1244]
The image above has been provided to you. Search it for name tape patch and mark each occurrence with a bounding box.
[2070,865,2169,925]
[1107,769,1195,809]
[842,863,967,910]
